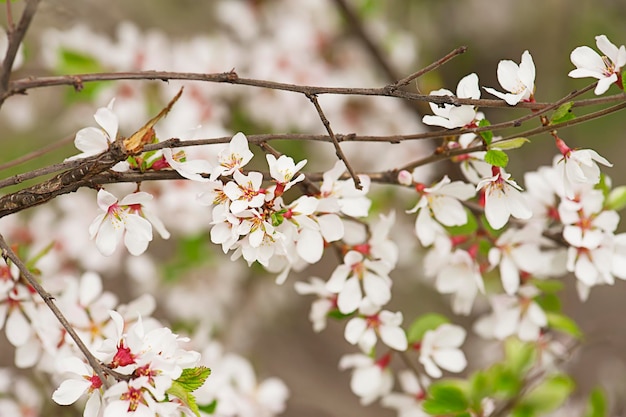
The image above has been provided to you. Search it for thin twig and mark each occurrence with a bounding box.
[391,46,468,89]
[0,134,74,172]
[306,93,362,190]
[0,0,42,103]
[0,233,110,387]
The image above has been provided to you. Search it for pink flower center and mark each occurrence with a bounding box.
[120,386,143,412]
[111,343,136,368]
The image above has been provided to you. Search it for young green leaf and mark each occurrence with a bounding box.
[407,313,450,343]
[605,185,626,211]
[550,102,575,124]
[478,119,493,145]
[484,149,509,167]
[198,400,218,415]
[546,312,583,339]
[517,374,574,414]
[175,366,212,392]
[423,382,469,415]
[167,380,202,417]
[504,338,536,375]
[584,387,607,417]
[491,137,530,150]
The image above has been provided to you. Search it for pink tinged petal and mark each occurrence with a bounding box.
[52,379,91,405]
[317,214,344,242]
[94,105,118,140]
[363,272,391,306]
[500,257,520,295]
[337,276,362,314]
[345,318,368,345]
[6,309,31,346]
[379,325,408,351]
[79,272,103,306]
[432,349,467,373]
[297,228,324,264]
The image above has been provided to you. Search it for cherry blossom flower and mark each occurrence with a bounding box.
[66,99,118,161]
[339,353,394,405]
[474,286,547,341]
[408,175,475,246]
[161,147,213,182]
[266,154,307,193]
[88,190,157,256]
[488,225,546,295]
[431,249,484,315]
[52,357,103,417]
[326,250,392,314]
[223,170,266,214]
[554,138,612,199]
[419,323,467,378]
[294,277,336,332]
[559,189,618,249]
[476,166,532,230]
[210,132,254,180]
[381,371,429,417]
[422,73,480,129]
[484,50,536,105]
[344,301,408,353]
[318,160,371,217]
[569,35,626,95]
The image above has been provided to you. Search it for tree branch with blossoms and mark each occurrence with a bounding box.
[2,2,626,416]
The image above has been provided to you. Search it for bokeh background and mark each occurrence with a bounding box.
[1,1,626,416]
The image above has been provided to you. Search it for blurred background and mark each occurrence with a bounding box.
[1,1,626,416]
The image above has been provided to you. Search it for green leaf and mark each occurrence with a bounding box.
[605,186,626,211]
[327,309,354,320]
[163,234,213,282]
[469,371,492,407]
[484,149,509,167]
[407,313,449,343]
[167,380,202,417]
[478,119,493,145]
[531,279,564,294]
[546,312,583,339]
[504,338,536,375]
[596,173,611,198]
[584,387,607,417]
[535,293,561,313]
[518,374,574,414]
[492,365,523,397]
[550,102,575,124]
[423,382,469,415]
[175,366,211,392]
[491,137,530,150]
[198,400,218,415]
[444,210,477,236]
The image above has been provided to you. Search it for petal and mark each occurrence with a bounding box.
[570,46,606,72]
[94,106,118,140]
[434,324,466,348]
[73,127,109,156]
[317,214,344,242]
[500,256,520,295]
[6,309,31,346]
[379,325,408,351]
[363,272,391,306]
[52,379,91,405]
[296,228,324,263]
[96,189,118,211]
[337,276,362,314]
[432,349,467,373]
[595,35,620,63]
[456,73,480,99]
[79,272,103,306]
[344,318,368,345]
[123,215,153,256]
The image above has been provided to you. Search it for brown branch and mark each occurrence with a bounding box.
[0,0,41,105]
[306,93,362,189]
[0,233,110,388]
[7,70,610,110]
